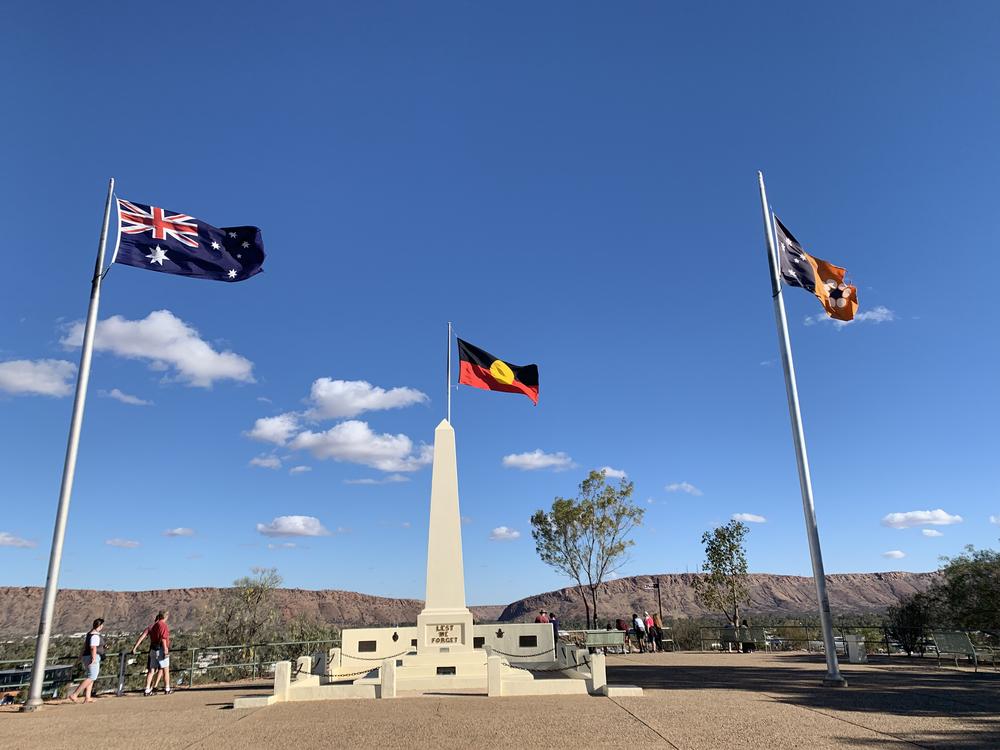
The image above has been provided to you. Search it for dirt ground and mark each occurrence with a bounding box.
[3,651,997,749]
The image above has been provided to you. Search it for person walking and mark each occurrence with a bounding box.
[644,612,657,653]
[132,611,172,696]
[68,618,105,703]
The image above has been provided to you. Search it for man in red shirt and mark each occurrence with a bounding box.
[132,611,171,695]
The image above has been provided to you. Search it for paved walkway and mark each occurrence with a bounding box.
[2,652,997,749]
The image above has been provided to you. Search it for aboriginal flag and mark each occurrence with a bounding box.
[457,338,539,405]
[774,217,858,322]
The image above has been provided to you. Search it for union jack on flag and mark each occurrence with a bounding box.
[113,196,265,282]
[118,199,200,248]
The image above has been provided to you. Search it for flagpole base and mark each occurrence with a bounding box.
[822,674,848,688]
[19,700,42,712]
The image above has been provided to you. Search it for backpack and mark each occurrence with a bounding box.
[81,630,106,657]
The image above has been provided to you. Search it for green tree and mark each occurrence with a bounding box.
[206,567,284,646]
[931,544,1000,629]
[886,593,932,655]
[690,520,751,628]
[530,470,644,628]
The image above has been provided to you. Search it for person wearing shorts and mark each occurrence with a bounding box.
[132,610,171,695]
[68,618,105,703]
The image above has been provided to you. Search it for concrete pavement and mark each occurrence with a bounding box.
[3,651,997,749]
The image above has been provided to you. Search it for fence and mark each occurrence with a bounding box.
[698,624,998,655]
[0,638,340,699]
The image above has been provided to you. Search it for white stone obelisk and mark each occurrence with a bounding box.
[416,419,474,653]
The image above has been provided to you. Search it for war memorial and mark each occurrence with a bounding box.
[234,419,641,706]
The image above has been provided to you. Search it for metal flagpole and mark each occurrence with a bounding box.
[757,171,846,688]
[446,321,452,423]
[22,178,116,711]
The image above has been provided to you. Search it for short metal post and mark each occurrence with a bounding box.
[116,652,127,696]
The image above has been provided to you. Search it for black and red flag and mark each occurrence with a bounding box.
[456,338,539,405]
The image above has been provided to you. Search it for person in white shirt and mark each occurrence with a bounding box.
[68,618,105,703]
[632,613,647,653]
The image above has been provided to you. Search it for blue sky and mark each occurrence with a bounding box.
[1,2,998,606]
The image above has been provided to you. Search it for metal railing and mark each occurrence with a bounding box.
[698,625,998,655]
[0,638,340,699]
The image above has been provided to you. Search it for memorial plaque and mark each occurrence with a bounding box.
[426,623,464,646]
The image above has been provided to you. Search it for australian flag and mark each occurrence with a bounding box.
[113,198,265,282]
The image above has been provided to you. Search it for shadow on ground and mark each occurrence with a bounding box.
[608,654,1000,749]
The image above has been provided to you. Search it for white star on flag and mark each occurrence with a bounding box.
[228,231,237,238]
[227,269,237,279]
[211,241,221,250]
[145,246,169,265]
[242,241,250,248]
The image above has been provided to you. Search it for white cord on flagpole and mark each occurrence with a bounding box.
[447,322,453,423]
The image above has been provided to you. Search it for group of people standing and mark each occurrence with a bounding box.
[66,610,173,703]
[611,612,669,653]
[533,609,561,646]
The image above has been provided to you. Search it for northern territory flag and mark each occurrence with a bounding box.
[774,217,858,322]
[114,198,265,282]
[457,338,539,405]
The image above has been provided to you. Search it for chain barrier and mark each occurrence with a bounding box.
[505,658,591,673]
[327,668,381,680]
[339,650,411,662]
[488,647,556,659]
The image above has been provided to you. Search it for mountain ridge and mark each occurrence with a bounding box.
[0,571,935,636]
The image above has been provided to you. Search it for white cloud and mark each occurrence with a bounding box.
[163,527,195,537]
[267,542,298,549]
[305,378,428,419]
[461,516,473,525]
[106,538,140,549]
[665,481,703,496]
[249,455,282,470]
[290,420,432,472]
[490,526,521,541]
[805,305,896,329]
[990,515,999,525]
[881,509,963,529]
[732,513,767,523]
[61,310,254,387]
[922,529,943,538]
[759,360,775,367]
[599,466,627,479]
[400,521,412,529]
[100,388,152,406]
[0,532,37,548]
[247,412,300,446]
[0,359,76,397]
[289,465,312,475]
[344,474,411,485]
[882,550,906,559]
[502,450,575,471]
[256,515,331,537]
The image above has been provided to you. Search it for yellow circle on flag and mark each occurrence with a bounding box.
[489,359,515,385]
